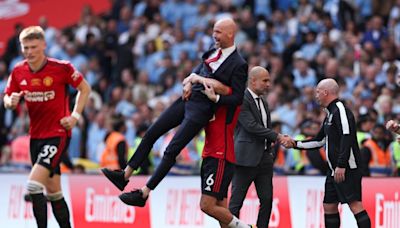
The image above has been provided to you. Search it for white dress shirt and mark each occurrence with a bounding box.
[248,88,268,149]
[208,45,236,73]
[207,45,236,103]
[248,88,267,127]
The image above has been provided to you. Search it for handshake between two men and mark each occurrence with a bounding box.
[277,134,296,148]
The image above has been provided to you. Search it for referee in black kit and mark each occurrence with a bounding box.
[289,78,371,228]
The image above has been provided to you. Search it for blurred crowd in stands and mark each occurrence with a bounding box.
[0,0,400,177]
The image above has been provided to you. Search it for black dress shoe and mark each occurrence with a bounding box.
[119,189,148,207]
[101,168,129,191]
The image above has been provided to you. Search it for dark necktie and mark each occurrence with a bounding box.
[205,49,222,70]
[256,97,265,127]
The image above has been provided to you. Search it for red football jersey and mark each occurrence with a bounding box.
[202,106,241,163]
[5,58,83,139]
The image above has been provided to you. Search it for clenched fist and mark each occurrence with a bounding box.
[4,91,25,109]
[60,116,78,130]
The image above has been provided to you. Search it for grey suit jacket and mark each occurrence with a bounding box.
[234,89,278,167]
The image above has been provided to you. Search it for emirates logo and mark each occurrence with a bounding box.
[0,0,30,19]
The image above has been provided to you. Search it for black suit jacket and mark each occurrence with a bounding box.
[186,48,248,124]
[234,89,278,167]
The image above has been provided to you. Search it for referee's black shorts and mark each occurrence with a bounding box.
[201,157,235,200]
[323,168,362,204]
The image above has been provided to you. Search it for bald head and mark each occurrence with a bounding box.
[249,66,268,80]
[213,18,237,48]
[215,18,237,34]
[315,78,339,107]
[248,66,271,96]
[317,78,339,95]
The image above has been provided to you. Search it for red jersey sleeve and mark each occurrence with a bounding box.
[4,71,20,95]
[65,62,83,88]
[227,87,232,95]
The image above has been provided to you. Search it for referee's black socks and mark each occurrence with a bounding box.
[324,213,340,228]
[355,210,371,228]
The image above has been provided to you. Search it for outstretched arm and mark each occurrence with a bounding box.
[295,124,326,150]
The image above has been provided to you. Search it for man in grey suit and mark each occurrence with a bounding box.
[229,66,294,228]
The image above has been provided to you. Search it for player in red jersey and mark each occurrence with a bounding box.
[199,79,255,228]
[4,26,91,228]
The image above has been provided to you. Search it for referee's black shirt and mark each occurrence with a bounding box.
[295,99,361,176]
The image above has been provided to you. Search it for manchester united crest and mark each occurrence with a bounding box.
[43,76,53,87]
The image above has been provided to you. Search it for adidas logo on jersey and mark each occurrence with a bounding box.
[20,79,27,85]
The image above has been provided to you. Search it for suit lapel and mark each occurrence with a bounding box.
[212,49,237,76]
[261,97,271,128]
[245,90,264,124]
[202,48,216,60]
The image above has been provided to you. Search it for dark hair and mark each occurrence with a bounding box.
[356,114,373,129]
[111,114,125,131]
